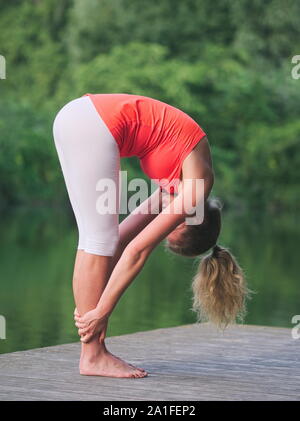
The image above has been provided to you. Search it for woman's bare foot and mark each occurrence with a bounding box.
[79,348,148,378]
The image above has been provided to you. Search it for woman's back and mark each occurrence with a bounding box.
[83,93,206,193]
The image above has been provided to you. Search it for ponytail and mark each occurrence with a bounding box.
[191,243,252,330]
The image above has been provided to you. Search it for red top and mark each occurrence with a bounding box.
[83,93,206,194]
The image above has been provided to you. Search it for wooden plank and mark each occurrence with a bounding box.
[0,323,299,401]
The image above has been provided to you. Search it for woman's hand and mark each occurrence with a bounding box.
[74,307,108,343]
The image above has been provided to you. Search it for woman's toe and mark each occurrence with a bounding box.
[134,369,143,378]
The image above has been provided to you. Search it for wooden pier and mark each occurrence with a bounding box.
[0,323,299,401]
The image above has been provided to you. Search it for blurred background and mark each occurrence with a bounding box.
[0,0,299,354]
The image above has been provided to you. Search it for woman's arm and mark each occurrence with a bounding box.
[76,140,214,341]
[94,166,213,319]
[76,191,187,341]
[106,186,164,277]
[74,186,165,339]
[119,186,164,248]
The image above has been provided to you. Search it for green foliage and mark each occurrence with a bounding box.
[0,100,66,208]
[0,0,299,211]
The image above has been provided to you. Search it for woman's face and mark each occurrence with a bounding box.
[166,221,187,244]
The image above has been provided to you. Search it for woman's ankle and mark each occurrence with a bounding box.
[80,338,107,361]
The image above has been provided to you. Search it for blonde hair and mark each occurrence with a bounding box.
[165,197,253,330]
[191,244,252,330]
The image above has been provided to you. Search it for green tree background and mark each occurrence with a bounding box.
[0,0,299,212]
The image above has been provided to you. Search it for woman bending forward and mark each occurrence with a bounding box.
[52,93,250,378]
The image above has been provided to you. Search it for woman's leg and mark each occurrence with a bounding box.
[53,97,147,378]
[72,251,110,346]
[72,248,146,374]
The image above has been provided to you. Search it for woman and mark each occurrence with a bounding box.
[52,93,250,379]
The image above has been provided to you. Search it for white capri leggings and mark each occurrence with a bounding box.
[52,96,120,256]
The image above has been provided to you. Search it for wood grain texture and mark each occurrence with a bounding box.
[0,323,299,401]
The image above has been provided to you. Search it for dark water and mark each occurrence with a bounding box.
[0,207,299,354]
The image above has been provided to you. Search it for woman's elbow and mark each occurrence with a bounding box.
[123,242,149,266]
